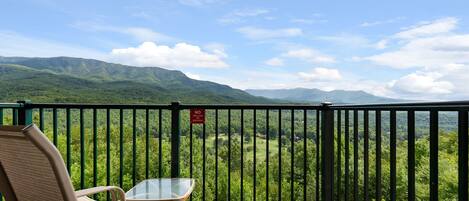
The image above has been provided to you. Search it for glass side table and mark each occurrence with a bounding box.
[125,178,195,201]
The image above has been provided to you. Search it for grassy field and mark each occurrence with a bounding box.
[205,134,281,160]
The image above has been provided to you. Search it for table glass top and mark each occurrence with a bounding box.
[125,178,195,200]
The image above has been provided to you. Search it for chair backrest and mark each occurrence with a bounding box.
[0,125,77,201]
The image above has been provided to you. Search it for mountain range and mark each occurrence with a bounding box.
[0,56,272,103]
[246,88,403,104]
[0,56,402,104]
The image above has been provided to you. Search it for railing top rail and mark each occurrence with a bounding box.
[179,104,323,110]
[27,103,171,109]
[7,100,469,111]
[331,105,469,111]
[25,103,323,110]
[331,100,469,110]
[0,103,22,108]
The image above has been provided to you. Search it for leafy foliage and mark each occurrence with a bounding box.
[0,109,462,201]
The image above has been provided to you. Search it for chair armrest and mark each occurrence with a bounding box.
[75,186,126,201]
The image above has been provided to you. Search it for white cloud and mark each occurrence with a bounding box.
[298,67,342,81]
[375,40,388,49]
[218,8,269,24]
[290,13,327,24]
[199,70,298,90]
[316,34,371,48]
[232,9,269,17]
[178,0,227,6]
[237,26,303,40]
[365,34,469,69]
[283,48,335,64]
[290,18,327,24]
[72,21,174,43]
[131,11,152,20]
[122,27,174,42]
[264,57,284,66]
[361,18,469,69]
[185,72,201,80]
[358,17,469,100]
[389,72,454,94]
[204,43,228,58]
[394,17,457,39]
[360,17,405,27]
[200,68,393,100]
[110,42,229,68]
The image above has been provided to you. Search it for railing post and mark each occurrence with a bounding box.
[321,102,334,201]
[170,101,181,178]
[458,110,468,201]
[17,100,32,126]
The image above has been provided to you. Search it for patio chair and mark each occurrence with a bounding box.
[0,124,125,201]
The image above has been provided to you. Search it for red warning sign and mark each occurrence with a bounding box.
[190,109,205,124]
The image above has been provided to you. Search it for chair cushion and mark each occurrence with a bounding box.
[77,196,95,201]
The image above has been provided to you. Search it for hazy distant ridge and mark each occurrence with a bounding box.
[246,88,403,104]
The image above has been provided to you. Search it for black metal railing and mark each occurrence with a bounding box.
[1,100,469,201]
[333,101,469,201]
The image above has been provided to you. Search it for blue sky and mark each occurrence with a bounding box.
[2,0,469,100]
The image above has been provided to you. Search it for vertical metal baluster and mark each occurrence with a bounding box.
[344,110,350,201]
[364,110,369,201]
[66,108,71,174]
[458,110,468,201]
[408,110,416,201]
[189,119,193,201]
[290,109,294,201]
[170,102,180,178]
[316,110,320,201]
[337,110,342,201]
[215,109,219,200]
[132,109,137,186]
[92,109,97,199]
[158,109,162,178]
[12,108,18,125]
[80,108,85,189]
[228,109,232,201]
[375,110,381,201]
[253,109,257,201]
[53,108,57,146]
[303,109,307,201]
[106,109,111,201]
[0,109,2,201]
[278,109,282,201]
[429,110,438,201]
[0,108,3,125]
[241,109,244,201]
[145,109,149,179]
[203,122,206,201]
[119,109,124,187]
[353,110,358,201]
[266,109,269,201]
[39,108,44,130]
[390,110,396,201]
